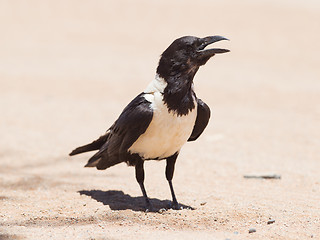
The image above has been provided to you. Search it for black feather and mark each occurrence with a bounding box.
[188,99,211,141]
[82,93,153,169]
[69,133,110,156]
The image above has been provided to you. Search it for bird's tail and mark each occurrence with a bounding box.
[69,130,122,170]
[69,132,110,156]
[84,141,121,169]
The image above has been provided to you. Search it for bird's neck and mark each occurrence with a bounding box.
[146,74,196,116]
[163,75,196,116]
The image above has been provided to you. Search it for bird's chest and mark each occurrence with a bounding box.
[128,92,197,159]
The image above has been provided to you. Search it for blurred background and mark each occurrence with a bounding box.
[1,0,319,172]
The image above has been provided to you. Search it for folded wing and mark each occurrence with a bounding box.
[188,99,210,142]
[70,93,153,169]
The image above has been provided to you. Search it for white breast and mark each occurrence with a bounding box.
[128,76,197,160]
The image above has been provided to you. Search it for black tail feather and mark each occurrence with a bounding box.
[69,132,109,156]
[84,141,109,167]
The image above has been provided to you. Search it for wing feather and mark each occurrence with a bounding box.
[188,99,210,141]
[88,93,153,169]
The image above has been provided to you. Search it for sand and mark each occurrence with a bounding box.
[1,0,320,239]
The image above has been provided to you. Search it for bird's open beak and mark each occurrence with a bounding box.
[197,35,230,56]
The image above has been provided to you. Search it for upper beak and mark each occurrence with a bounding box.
[197,35,230,55]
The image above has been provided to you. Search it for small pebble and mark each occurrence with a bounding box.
[158,208,166,214]
[200,202,207,206]
[249,228,256,233]
[267,219,275,224]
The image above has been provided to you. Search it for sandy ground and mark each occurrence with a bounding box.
[1,0,320,239]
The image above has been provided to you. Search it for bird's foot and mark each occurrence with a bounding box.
[170,201,182,210]
[145,202,155,213]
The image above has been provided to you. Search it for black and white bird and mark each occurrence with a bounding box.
[70,35,229,211]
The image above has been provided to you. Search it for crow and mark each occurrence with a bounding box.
[70,35,229,211]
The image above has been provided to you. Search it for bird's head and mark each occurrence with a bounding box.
[157,36,229,81]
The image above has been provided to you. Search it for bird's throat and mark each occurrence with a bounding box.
[163,77,196,116]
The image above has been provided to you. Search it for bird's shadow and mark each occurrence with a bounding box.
[78,190,194,212]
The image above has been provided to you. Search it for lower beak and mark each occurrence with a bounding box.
[197,35,230,56]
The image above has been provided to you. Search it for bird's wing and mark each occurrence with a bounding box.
[85,93,153,169]
[188,99,210,141]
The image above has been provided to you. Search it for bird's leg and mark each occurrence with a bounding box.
[135,159,153,212]
[166,153,181,210]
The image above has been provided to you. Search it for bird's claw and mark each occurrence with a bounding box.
[145,202,155,213]
[170,201,182,210]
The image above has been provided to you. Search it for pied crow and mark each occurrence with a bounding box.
[70,35,229,211]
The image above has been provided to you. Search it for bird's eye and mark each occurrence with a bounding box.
[198,43,206,51]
